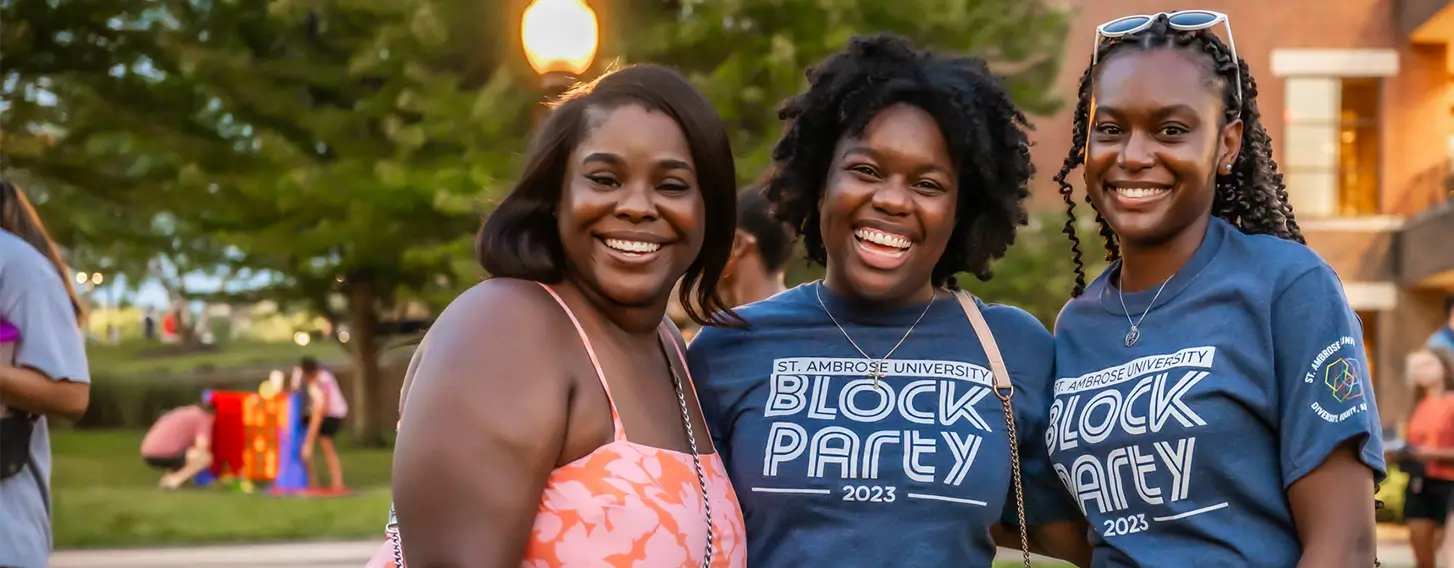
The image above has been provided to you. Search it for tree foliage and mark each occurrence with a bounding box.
[615,0,1072,179]
[3,0,1071,442]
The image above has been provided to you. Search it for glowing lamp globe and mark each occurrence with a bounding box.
[521,0,599,76]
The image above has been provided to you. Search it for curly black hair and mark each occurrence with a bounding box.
[763,33,1034,289]
[1054,15,1303,297]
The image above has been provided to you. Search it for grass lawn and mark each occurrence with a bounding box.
[52,429,393,548]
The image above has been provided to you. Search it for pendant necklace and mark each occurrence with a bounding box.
[1117,270,1174,348]
[815,282,936,388]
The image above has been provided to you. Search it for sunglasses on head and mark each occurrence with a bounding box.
[1093,10,1242,111]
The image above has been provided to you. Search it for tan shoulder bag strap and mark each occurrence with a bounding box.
[952,290,1032,568]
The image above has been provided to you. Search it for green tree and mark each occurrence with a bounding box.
[613,0,1071,179]
[617,0,1078,327]
[3,0,538,445]
[960,215,1111,328]
[5,0,1074,444]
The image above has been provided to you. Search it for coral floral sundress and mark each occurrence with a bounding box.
[366,283,746,567]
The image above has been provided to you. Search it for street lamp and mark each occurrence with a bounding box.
[521,0,600,93]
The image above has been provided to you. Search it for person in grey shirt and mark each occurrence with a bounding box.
[0,181,91,568]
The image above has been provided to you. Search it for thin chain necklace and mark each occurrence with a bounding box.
[1117,269,1174,348]
[661,342,715,568]
[815,282,937,388]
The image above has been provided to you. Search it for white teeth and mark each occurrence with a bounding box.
[854,228,912,249]
[603,238,661,254]
[1112,186,1169,199]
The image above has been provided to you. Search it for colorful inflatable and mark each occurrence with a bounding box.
[194,379,310,495]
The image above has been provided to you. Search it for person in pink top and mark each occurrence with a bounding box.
[294,357,348,491]
[139,402,215,489]
[369,64,747,567]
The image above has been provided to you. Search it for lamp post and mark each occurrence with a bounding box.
[521,0,600,98]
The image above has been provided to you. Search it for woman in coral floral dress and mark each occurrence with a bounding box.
[366,64,746,568]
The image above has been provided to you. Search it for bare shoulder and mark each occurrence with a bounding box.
[425,279,568,355]
[392,278,581,564]
[407,279,574,403]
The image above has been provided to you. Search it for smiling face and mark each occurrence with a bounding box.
[1084,48,1242,248]
[820,103,957,305]
[557,104,706,309]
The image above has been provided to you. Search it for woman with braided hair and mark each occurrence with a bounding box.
[688,33,1090,568]
[1044,11,1386,567]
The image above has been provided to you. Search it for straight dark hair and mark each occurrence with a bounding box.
[476,64,740,326]
[0,180,84,324]
[737,187,795,273]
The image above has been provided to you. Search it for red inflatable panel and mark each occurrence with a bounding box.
[206,391,248,478]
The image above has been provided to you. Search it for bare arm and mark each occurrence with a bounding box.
[1289,443,1378,568]
[304,384,326,444]
[392,282,571,568]
[0,361,89,422]
[1414,447,1454,461]
[0,271,91,422]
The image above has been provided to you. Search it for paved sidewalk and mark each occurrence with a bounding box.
[50,540,380,568]
[48,536,1419,567]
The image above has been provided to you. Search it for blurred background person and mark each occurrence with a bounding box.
[139,400,216,490]
[668,186,796,340]
[293,356,349,492]
[0,180,91,568]
[1429,296,1454,353]
[1396,348,1454,568]
[720,187,794,308]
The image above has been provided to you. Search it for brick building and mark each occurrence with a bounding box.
[1028,0,1454,423]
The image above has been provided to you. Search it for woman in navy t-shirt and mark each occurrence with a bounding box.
[1046,12,1386,567]
[687,34,1091,568]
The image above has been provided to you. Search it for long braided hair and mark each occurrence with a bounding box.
[1054,15,1302,298]
[1053,17,1383,562]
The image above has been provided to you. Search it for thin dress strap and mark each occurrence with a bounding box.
[660,327,716,440]
[537,282,626,442]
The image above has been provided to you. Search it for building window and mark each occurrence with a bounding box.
[1284,78,1382,218]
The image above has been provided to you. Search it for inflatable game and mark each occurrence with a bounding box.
[193,374,314,495]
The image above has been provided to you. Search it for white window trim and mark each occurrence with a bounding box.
[1271,49,1399,78]
[1340,281,1398,311]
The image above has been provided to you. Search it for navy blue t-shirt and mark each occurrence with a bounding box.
[688,282,1080,568]
[1049,217,1387,567]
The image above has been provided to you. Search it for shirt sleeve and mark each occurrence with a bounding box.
[1001,332,1081,527]
[1003,424,1083,527]
[5,271,90,385]
[1427,329,1454,354]
[686,327,734,468]
[1273,265,1386,488]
